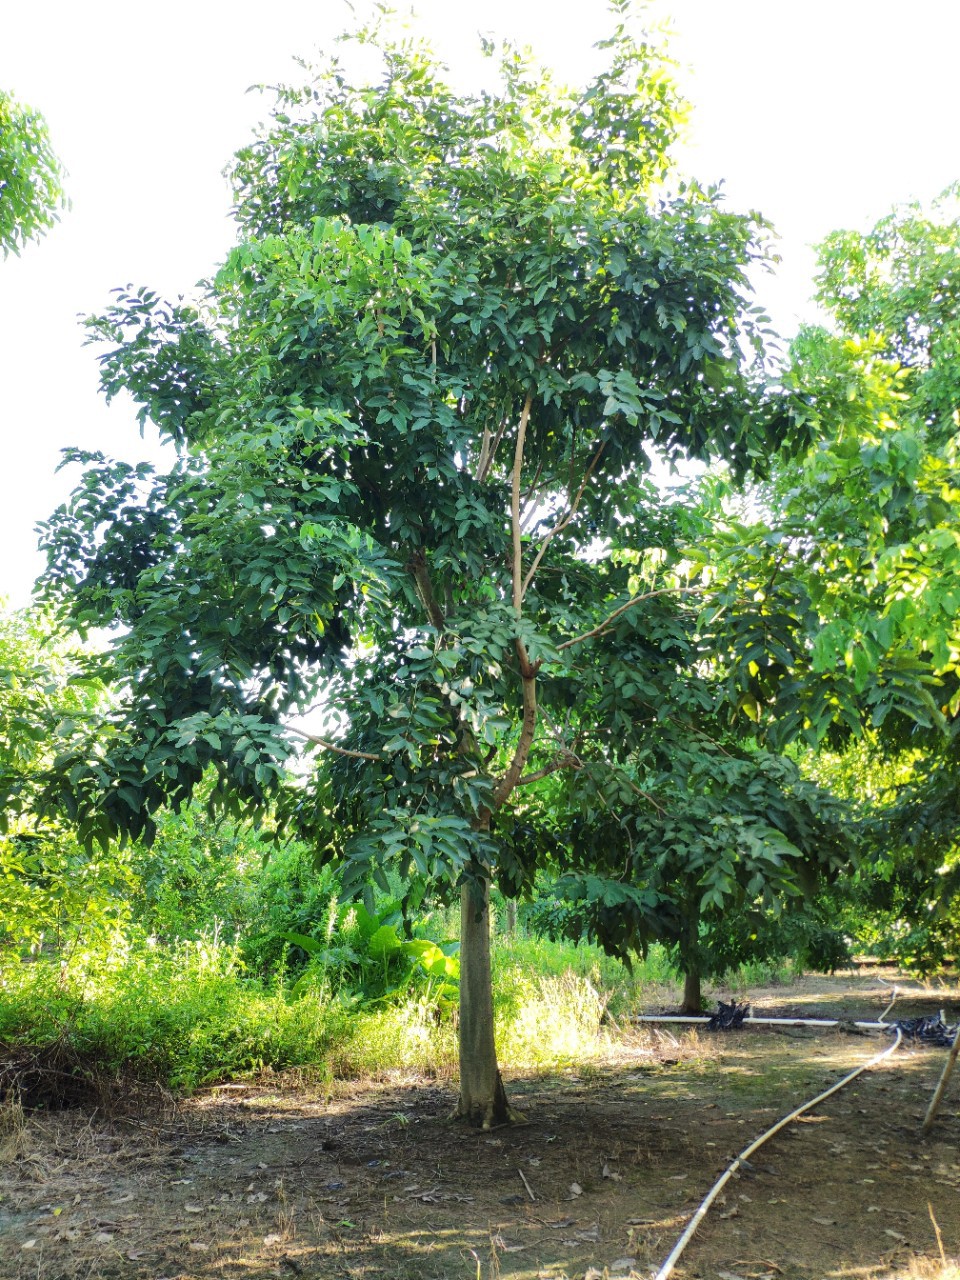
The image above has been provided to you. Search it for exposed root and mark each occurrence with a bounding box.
[453,1071,528,1128]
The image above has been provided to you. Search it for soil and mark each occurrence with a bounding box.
[2,965,960,1280]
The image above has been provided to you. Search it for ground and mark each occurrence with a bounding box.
[2,966,960,1280]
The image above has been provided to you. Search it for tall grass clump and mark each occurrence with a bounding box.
[495,969,611,1069]
[333,1003,458,1079]
[0,928,353,1094]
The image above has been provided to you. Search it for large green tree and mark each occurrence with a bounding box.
[0,90,66,257]
[692,187,960,969]
[39,11,809,1125]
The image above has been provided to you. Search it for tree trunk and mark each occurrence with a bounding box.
[682,966,703,1014]
[455,877,524,1128]
[679,895,703,1013]
[504,899,517,935]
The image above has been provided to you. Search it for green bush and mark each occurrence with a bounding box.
[0,929,352,1091]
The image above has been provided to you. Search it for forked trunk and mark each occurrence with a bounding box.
[456,878,524,1128]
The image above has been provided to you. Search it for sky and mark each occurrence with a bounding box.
[2,0,959,606]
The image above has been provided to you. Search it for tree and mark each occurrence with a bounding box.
[0,90,66,256]
[0,605,125,954]
[516,588,855,1011]
[802,188,960,967]
[686,188,960,972]
[39,11,809,1126]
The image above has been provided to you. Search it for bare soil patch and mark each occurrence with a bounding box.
[2,966,959,1280]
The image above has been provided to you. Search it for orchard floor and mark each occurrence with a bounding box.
[2,966,960,1280]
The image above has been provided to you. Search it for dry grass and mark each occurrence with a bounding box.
[0,1094,26,1164]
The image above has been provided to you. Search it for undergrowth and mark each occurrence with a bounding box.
[0,924,799,1103]
[0,930,352,1098]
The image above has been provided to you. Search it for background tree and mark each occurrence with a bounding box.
[515,577,855,1011]
[39,11,811,1127]
[690,188,960,971]
[0,90,66,256]
[0,605,126,954]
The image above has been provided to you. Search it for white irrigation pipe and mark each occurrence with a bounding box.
[634,1015,889,1030]
[652,1027,904,1280]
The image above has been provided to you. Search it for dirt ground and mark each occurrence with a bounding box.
[2,966,960,1280]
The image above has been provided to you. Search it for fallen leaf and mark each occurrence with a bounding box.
[94,1232,114,1244]
[812,1217,836,1226]
[247,1192,268,1204]
[569,1182,583,1197]
[184,1204,204,1214]
[263,1233,283,1246]
[884,1230,907,1242]
[719,1207,740,1220]
[21,1241,37,1251]
[188,1241,209,1252]
[610,1259,637,1273]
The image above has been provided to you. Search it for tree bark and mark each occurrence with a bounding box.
[455,877,525,1128]
[504,899,517,935]
[680,897,703,1013]
[682,967,703,1014]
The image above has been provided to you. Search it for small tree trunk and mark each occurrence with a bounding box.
[456,878,524,1128]
[682,967,703,1014]
[679,895,703,1013]
[504,899,517,935]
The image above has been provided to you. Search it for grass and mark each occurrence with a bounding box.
[0,929,353,1098]
[0,922,798,1103]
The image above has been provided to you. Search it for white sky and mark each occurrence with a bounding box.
[2,0,959,606]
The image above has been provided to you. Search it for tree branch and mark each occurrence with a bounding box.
[516,751,582,786]
[288,725,382,762]
[557,585,704,652]
[521,439,606,599]
[408,549,446,633]
[493,648,539,809]
[510,391,535,615]
[477,413,509,484]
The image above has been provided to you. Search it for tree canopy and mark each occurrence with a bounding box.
[0,90,66,257]
[38,10,836,1125]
